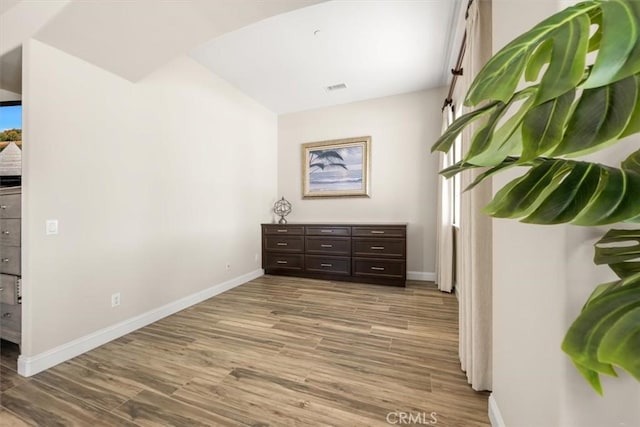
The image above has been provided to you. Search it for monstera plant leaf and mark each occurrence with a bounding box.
[562,229,640,394]
[432,0,640,393]
[433,0,640,172]
[594,229,640,277]
[484,150,640,225]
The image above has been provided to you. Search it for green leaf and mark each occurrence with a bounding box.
[562,274,640,388]
[552,75,638,157]
[572,361,604,396]
[439,161,472,179]
[571,166,627,226]
[609,261,640,279]
[585,281,621,307]
[621,148,640,174]
[431,101,500,153]
[463,103,509,164]
[597,306,640,381]
[439,157,522,189]
[465,95,534,166]
[479,158,640,226]
[584,0,638,88]
[535,13,590,104]
[521,89,575,162]
[594,228,640,266]
[483,161,571,218]
[523,163,601,224]
[620,77,640,137]
[465,157,522,191]
[524,39,553,82]
[606,170,640,224]
[587,8,603,53]
[466,1,599,105]
[571,168,640,225]
[611,0,640,81]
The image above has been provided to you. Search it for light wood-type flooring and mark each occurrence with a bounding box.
[0,275,490,426]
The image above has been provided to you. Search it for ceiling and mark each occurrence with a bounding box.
[191,0,462,113]
[0,0,323,92]
[0,0,19,15]
[0,0,462,114]
[32,0,324,83]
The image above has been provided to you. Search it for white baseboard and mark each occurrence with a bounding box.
[17,269,264,377]
[407,271,436,282]
[489,394,506,427]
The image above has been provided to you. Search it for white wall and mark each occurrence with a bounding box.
[490,1,640,426]
[277,89,444,277]
[21,39,277,360]
[0,88,21,101]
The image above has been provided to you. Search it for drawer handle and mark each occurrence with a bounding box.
[2,258,9,263]
[370,230,385,234]
[320,230,333,233]
[371,246,385,250]
[2,230,9,235]
[276,260,288,264]
[276,242,288,246]
[320,263,333,268]
[277,229,288,233]
[0,205,6,209]
[320,244,333,248]
[371,267,385,271]
[2,312,11,318]
[0,287,3,291]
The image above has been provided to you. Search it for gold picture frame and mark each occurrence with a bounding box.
[301,136,371,198]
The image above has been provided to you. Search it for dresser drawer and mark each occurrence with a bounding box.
[305,237,350,256]
[352,226,406,238]
[353,258,405,280]
[261,222,407,286]
[0,274,19,305]
[264,235,304,253]
[0,246,20,275]
[305,226,350,236]
[0,194,21,219]
[263,225,304,235]
[0,219,20,246]
[1,302,21,335]
[264,253,304,271]
[305,255,350,275]
[352,238,405,258]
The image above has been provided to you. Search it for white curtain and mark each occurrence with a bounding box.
[455,0,493,391]
[435,108,455,293]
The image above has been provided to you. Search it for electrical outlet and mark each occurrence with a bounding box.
[254,253,259,263]
[111,292,121,307]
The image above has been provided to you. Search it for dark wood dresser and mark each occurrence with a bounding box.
[0,186,21,346]
[261,223,406,286]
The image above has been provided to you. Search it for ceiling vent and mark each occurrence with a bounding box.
[326,83,347,91]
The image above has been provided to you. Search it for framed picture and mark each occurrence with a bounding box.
[301,136,371,198]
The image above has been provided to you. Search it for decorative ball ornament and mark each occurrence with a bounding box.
[273,197,292,224]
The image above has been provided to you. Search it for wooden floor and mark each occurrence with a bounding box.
[0,275,490,426]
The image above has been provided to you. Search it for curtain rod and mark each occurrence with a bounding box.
[442,0,474,112]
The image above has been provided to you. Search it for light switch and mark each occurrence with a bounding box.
[46,219,58,235]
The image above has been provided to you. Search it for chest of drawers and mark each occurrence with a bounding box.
[0,186,21,345]
[261,223,406,286]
